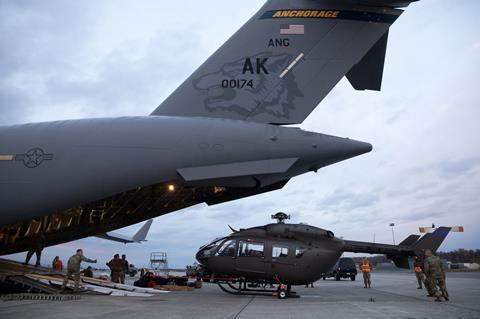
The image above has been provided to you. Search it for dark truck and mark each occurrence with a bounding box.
[129,264,138,277]
[322,257,357,281]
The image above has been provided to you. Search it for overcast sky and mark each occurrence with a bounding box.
[1,0,479,268]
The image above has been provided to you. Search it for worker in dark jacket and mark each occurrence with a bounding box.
[120,254,130,284]
[81,266,94,278]
[24,233,45,266]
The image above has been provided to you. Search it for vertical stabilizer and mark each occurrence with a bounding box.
[152,0,415,124]
[412,227,451,254]
[132,219,153,242]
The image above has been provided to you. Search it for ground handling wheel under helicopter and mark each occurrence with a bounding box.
[216,277,300,299]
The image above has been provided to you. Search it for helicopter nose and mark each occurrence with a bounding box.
[196,248,210,264]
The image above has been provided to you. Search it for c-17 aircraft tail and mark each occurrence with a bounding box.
[343,227,451,268]
[152,0,417,124]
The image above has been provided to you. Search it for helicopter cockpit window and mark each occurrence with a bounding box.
[295,248,305,258]
[198,238,223,258]
[215,240,237,257]
[272,245,289,258]
[238,241,264,257]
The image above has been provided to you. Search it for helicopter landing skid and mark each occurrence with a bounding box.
[216,281,300,299]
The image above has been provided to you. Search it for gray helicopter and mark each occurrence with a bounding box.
[195,213,451,299]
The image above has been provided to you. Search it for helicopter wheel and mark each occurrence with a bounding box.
[278,288,287,299]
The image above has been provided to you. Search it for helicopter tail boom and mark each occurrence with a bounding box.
[342,227,452,269]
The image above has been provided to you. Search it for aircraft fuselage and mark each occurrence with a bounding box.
[0,116,371,254]
[0,116,370,226]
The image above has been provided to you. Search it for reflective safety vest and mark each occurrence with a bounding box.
[361,262,371,273]
[414,266,422,273]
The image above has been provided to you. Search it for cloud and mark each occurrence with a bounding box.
[317,189,379,211]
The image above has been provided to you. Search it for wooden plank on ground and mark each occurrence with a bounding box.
[155,285,193,291]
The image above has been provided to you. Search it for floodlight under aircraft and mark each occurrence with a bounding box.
[0,0,418,255]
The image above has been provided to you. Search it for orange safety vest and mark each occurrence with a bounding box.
[414,266,422,273]
[361,262,371,273]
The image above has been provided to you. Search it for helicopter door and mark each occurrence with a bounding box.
[235,240,266,275]
[213,240,237,274]
[265,244,295,278]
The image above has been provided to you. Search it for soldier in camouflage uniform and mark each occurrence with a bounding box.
[424,249,449,302]
[418,250,435,297]
[62,249,97,291]
[106,254,123,283]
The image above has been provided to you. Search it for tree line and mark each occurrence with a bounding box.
[350,249,480,265]
[436,249,480,264]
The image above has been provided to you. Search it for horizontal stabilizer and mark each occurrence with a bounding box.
[177,158,297,183]
[346,31,389,91]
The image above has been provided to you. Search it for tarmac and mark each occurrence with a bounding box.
[1,271,479,319]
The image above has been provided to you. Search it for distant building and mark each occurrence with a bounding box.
[451,262,480,270]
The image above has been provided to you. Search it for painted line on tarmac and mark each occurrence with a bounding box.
[233,295,256,319]
[368,287,480,314]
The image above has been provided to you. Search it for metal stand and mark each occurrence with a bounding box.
[149,252,169,275]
